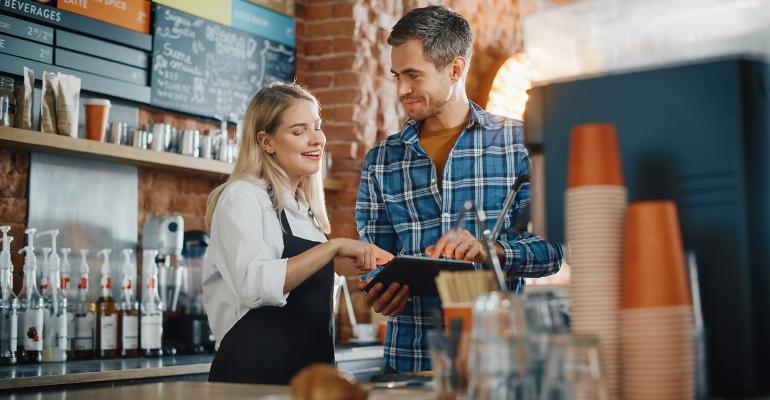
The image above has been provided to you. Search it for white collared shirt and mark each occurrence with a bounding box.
[202,180,328,344]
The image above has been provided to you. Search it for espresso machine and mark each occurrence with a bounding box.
[162,230,215,354]
[142,215,184,355]
[142,215,184,312]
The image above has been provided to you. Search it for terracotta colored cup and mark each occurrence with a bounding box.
[567,123,624,188]
[623,201,691,308]
[84,99,111,141]
[443,304,473,333]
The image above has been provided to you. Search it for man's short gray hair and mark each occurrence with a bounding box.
[387,5,473,68]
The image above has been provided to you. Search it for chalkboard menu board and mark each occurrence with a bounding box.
[150,5,296,119]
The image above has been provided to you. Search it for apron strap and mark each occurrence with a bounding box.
[279,210,293,236]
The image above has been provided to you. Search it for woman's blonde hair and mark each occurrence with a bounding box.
[205,82,331,234]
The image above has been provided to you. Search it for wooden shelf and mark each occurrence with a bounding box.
[0,125,232,176]
[0,126,344,190]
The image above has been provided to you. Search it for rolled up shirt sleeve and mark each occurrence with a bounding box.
[214,184,289,308]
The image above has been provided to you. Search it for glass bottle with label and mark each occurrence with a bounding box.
[118,249,139,358]
[17,229,43,364]
[73,249,95,360]
[59,248,75,360]
[0,226,18,365]
[37,230,67,362]
[95,249,118,358]
[141,250,163,357]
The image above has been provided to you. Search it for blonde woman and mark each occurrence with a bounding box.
[203,82,394,384]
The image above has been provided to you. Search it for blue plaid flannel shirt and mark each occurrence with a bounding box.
[355,102,564,372]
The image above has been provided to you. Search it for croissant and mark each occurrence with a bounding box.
[289,363,369,400]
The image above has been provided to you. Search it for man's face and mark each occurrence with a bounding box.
[391,39,454,122]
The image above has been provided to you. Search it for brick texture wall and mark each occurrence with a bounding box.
[0,149,28,293]
[295,0,523,338]
[136,108,224,234]
[0,0,524,338]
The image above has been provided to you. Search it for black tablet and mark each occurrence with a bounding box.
[363,255,475,297]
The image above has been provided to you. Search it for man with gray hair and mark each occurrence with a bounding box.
[356,5,564,372]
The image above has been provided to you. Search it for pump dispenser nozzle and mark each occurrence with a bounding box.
[121,249,133,279]
[97,249,111,274]
[0,226,12,272]
[0,225,11,257]
[96,249,113,296]
[37,230,60,272]
[24,228,36,248]
[19,246,35,271]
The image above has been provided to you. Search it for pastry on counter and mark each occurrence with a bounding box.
[289,364,368,400]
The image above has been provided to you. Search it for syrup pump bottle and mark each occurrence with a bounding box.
[59,247,75,360]
[73,249,95,360]
[95,249,118,358]
[118,249,139,358]
[141,250,163,357]
[0,226,18,365]
[17,228,43,364]
[37,230,67,362]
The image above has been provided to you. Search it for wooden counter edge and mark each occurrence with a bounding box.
[0,362,212,390]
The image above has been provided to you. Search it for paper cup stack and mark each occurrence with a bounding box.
[565,123,626,399]
[622,201,694,399]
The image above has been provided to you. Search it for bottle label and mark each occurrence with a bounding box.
[23,308,43,350]
[140,312,162,350]
[45,311,68,354]
[121,315,138,350]
[74,313,94,351]
[57,313,68,350]
[66,312,75,351]
[100,314,117,350]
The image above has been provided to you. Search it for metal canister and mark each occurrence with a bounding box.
[109,122,127,145]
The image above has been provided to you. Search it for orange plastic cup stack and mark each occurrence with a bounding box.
[565,123,627,399]
[621,201,694,400]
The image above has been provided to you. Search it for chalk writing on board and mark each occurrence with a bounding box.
[150,5,295,119]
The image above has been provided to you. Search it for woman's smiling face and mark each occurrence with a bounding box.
[259,98,325,188]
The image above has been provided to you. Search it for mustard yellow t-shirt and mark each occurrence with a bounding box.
[419,118,469,190]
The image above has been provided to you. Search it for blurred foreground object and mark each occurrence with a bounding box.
[290,364,368,400]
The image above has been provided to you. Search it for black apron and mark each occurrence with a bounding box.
[209,211,335,384]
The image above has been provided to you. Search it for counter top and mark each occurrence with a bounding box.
[0,354,215,390]
[0,346,384,391]
[6,381,437,399]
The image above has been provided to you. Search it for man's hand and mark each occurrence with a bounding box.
[426,228,487,263]
[358,280,409,316]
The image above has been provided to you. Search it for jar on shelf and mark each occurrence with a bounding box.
[0,75,16,128]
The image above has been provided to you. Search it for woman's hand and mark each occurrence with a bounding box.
[331,238,394,275]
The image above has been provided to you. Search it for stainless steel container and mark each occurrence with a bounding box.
[131,129,148,149]
[200,132,214,160]
[109,122,127,145]
[150,123,169,152]
[181,130,201,157]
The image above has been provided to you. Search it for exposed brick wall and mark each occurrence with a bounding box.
[0,149,29,293]
[296,0,405,244]
[444,0,522,107]
[136,108,225,235]
[295,0,524,340]
[0,0,526,340]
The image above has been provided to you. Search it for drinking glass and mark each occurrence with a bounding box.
[539,334,607,400]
